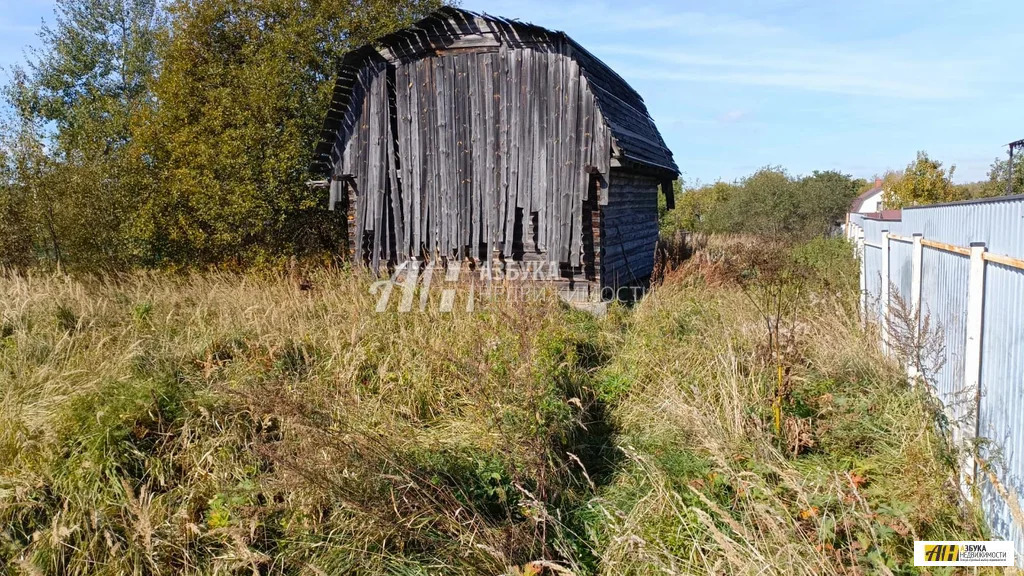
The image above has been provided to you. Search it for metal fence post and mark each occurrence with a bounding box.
[857,226,867,327]
[910,234,924,317]
[908,234,924,381]
[964,242,987,495]
[881,229,890,354]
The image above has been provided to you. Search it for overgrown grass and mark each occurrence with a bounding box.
[585,267,985,575]
[0,239,996,575]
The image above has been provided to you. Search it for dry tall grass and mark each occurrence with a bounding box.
[588,277,985,575]
[1,271,608,575]
[0,240,997,575]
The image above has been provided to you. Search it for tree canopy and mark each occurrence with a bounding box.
[980,152,1024,197]
[664,168,859,240]
[2,0,164,269]
[881,151,962,209]
[2,0,445,270]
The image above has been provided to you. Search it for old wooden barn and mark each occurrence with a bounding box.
[314,7,679,299]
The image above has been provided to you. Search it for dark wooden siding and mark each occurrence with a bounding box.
[332,43,612,272]
[600,172,660,289]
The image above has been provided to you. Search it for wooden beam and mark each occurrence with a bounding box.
[921,238,972,257]
[983,251,1024,270]
[661,178,675,210]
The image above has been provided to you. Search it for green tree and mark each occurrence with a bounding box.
[882,151,964,209]
[4,0,448,269]
[0,120,37,269]
[734,167,794,236]
[796,170,858,237]
[663,168,857,240]
[665,180,736,234]
[4,0,165,269]
[979,152,1024,197]
[678,167,798,237]
[852,177,871,196]
[2,85,74,267]
[134,0,446,267]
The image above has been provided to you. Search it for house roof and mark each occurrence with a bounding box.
[313,7,678,177]
[860,209,902,221]
[850,185,884,213]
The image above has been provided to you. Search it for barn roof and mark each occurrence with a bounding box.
[313,7,678,177]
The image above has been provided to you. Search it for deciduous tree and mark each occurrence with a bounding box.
[3,0,165,269]
[134,0,446,266]
[882,151,963,209]
[979,152,1024,197]
[796,170,859,236]
[0,122,36,269]
[665,168,858,240]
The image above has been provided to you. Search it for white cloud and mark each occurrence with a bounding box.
[591,33,980,99]
[620,67,969,100]
[718,110,749,123]
[474,0,986,100]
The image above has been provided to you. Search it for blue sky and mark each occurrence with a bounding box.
[3,0,1023,184]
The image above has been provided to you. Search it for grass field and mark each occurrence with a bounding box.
[0,238,994,575]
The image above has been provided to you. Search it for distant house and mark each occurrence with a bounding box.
[312,8,678,300]
[850,178,886,214]
[845,178,900,241]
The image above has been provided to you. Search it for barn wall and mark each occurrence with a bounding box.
[332,43,612,272]
[601,172,660,290]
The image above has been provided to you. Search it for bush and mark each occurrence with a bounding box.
[663,168,859,241]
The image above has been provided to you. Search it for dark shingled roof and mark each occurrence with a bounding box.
[313,7,678,177]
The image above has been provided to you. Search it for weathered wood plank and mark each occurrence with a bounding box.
[367,68,380,268]
[453,53,469,259]
[554,48,568,263]
[495,46,509,257]
[395,63,411,258]
[483,52,496,268]
[409,60,423,256]
[539,50,553,255]
[435,55,450,255]
[504,47,520,253]
[567,57,582,267]
[469,52,483,256]
[385,65,404,263]
[424,60,438,257]
[518,49,532,217]
[352,69,367,263]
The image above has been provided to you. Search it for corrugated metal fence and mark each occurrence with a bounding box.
[848,196,1024,559]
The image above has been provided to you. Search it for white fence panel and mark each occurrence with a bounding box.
[849,197,1024,562]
